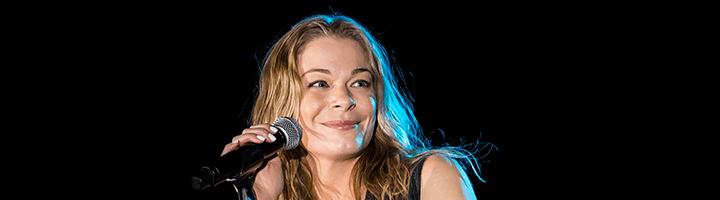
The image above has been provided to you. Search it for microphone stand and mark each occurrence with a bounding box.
[191,143,265,199]
[225,144,264,200]
[229,174,257,200]
[193,133,290,199]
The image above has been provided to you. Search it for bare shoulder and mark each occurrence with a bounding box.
[420,155,477,200]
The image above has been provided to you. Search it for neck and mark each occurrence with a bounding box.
[306,153,362,199]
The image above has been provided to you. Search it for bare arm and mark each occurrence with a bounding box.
[420,155,477,200]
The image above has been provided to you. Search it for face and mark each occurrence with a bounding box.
[297,37,377,160]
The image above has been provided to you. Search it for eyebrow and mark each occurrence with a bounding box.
[300,68,370,77]
[352,68,370,75]
[301,69,331,77]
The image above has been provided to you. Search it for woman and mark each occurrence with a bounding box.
[221,14,482,200]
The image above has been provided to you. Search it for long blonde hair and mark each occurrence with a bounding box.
[250,14,484,200]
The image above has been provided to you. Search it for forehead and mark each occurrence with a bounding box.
[297,37,368,75]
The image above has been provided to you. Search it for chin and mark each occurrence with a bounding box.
[303,131,365,159]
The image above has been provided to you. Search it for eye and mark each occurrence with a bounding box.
[308,81,329,88]
[351,80,370,88]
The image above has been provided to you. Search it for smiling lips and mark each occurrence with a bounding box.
[321,120,359,130]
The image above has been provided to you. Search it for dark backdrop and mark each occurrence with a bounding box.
[88,3,514,199]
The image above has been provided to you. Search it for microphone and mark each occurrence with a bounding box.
[190,117,302,190]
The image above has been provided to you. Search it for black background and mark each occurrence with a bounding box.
[32,2,671,198]
[61,3,529,199]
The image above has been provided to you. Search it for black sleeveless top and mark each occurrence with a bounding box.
[364,157,427,200]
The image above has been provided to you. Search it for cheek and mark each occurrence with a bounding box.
[356,95,377,149]
[299,92,324,122]
[354,93,377,118]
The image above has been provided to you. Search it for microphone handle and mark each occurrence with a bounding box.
[191,130,288,190]
[192,144,264,190]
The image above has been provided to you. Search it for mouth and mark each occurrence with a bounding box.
[321,120,360,131]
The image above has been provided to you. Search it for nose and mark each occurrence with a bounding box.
[329,87,356,111]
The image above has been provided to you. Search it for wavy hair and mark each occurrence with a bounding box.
[250,14,490,200]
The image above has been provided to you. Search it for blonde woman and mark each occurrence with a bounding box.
[220,14,487,200]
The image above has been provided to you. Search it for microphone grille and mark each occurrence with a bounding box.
[272,117,303,150]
